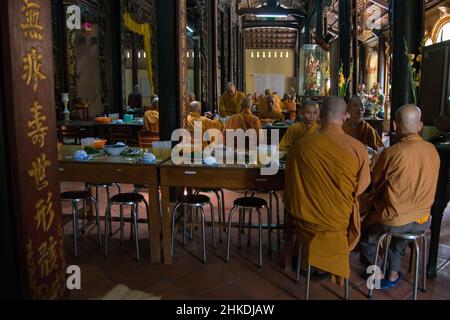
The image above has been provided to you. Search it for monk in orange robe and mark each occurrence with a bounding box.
[279,99,320,153]
[284,96,371,282]
[359,105,440,289]
[222,95,261,146]
[343,96,384,150]
[143,98,159,132]
[258,95,284,123]
[219,82,245,117]
[186,100,223,149]
[282,94,297,121]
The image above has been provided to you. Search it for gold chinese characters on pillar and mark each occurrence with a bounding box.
[22,47,47,92]
[2,0,66,299]
[20,0,44,40]
[27,100,48,147]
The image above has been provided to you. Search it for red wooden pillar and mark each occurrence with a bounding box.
[0,0,66,298]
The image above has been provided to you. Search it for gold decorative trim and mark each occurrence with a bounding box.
[431,14,450,43]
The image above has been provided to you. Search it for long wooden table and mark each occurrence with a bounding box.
[159,161,285,264]
[57,146,162,263]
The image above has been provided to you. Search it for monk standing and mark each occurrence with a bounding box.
[279,99,320,153]
[284,96,371,282]
[343,96,384,150]
[219,82,245,117]
[359,105,440,289]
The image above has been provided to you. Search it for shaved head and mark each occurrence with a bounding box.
[321,96,348,125]
[300,98,319,111]
[394,104,423,136]
[189,100,202,113]
[347,95,364,122]
[300,99,319,127]
[225,82,236,96]
[241,95,253,109]
[348,96,363,108]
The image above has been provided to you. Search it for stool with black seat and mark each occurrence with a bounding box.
[244,189,280,251]
[367,231,427,300]
[170,194,217,263]
[61,190,102,258]
[104,192,150,261]
[193,188,225,241]
[226,197,271,268]
[84,182,121,235]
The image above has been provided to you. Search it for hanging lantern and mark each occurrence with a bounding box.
[82,22,94,36]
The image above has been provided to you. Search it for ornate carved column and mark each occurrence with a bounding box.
[97,0,111,113]
[339,0,352,97]
[200,0,209,106]
[63,0,78,111]
[157,0,186,137]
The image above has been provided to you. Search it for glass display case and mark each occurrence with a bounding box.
[299,44,330,97]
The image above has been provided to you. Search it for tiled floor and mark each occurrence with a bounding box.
[61,182,450,300]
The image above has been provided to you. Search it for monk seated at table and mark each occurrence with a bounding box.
[343,96,384,151]
[359,105,440,289]
[223,95,261,132]
[187,100,223,149]
[222,95,261,148]
[143,97,159,132]
[279,98,320,154]
[219,82,245,117]
[258,95,284,124]
[284,96,370,284]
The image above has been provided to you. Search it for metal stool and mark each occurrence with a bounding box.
[61,191,101,258]
[170,194,216,263]
[226,197,270,268]
[85,182,121,236]
[368,232,427,300]
[244,189,280,251]
[194,188,225,241]
[104,193,150,261]
[295,236,349,300]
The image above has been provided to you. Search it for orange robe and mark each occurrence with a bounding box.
[279,122,320,152]
[144,110,159,132]
[219,91,245,117]
[343,120,384,150]
[222,109,261,145]
[283,100,297,113]
[223,109,261,132]
[284,124,370,279]
[186,112,223,149]
[257,95,283,119]
[362,134,440,227]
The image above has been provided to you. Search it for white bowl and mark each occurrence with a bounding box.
[104,145,127,156]
[142,152,156,163]
[74,150,88,160]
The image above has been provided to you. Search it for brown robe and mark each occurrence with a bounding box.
[284,124,370,279]
[343,120,384,150]
[362,134,440,227]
